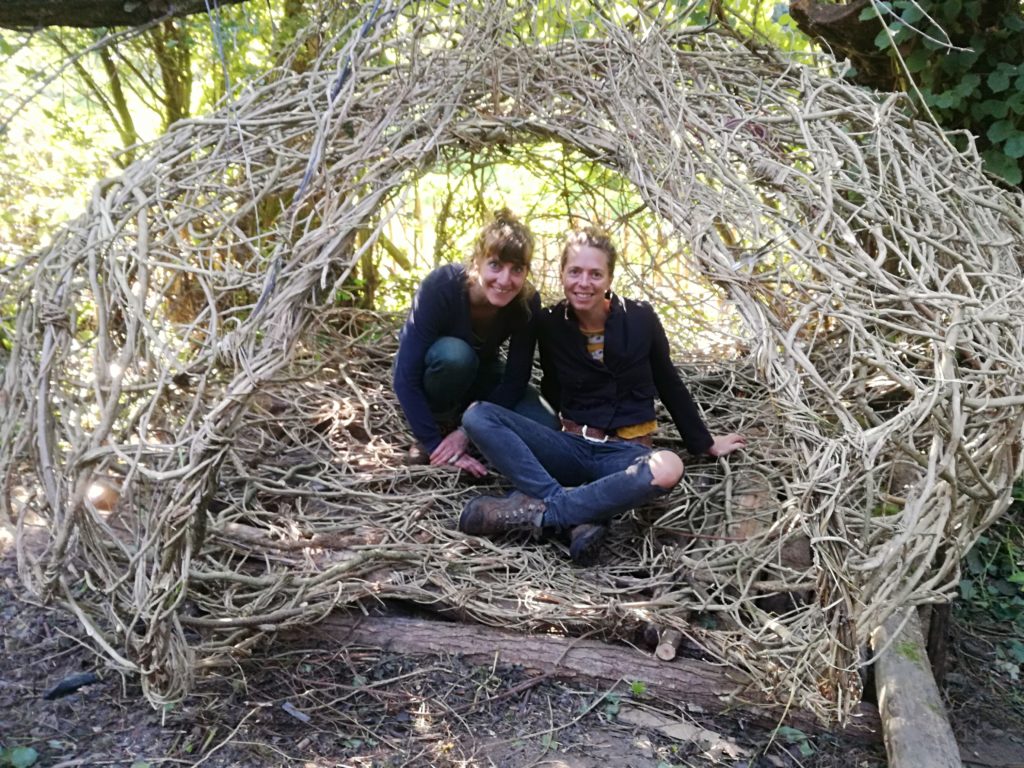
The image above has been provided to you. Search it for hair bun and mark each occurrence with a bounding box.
[493,207,517,226]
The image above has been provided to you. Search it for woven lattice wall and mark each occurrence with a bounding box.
[3,1,1024,722]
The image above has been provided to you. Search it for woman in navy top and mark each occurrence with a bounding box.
[460,226,746,563]
[393,209,556,477]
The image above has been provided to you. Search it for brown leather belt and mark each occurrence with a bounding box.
[559,416,653,448]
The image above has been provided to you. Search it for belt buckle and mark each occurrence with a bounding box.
[581,425,608,444]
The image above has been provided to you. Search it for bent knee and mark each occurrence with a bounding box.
[648,450,684,489]
[461,400,493,435]
[426,336,477,372]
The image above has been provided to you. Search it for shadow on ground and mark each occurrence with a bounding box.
[2,523,1017,767]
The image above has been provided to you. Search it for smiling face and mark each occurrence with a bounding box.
[561,244,613,319]
[474,251,527,308]
[467,210,533,309]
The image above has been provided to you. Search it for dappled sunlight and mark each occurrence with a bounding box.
[2,0,1022,730]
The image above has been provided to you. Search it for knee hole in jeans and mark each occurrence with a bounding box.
[648,450,684,489]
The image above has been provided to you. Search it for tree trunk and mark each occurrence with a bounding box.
[150,20,192,130]
[787,0,896,91]
[0,0,249,30]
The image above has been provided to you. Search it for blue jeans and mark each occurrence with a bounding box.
[423,337,557,429]
[461,401,670,529]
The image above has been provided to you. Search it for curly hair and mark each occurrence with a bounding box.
[464,208,536,315]
[469,208,535,270]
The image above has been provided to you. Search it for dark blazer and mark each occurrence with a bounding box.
[538,295,713,454]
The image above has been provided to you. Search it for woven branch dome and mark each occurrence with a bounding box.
[4,2,1024,723]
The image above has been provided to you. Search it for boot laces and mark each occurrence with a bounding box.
[498,499,539,522]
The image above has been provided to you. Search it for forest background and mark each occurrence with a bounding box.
[1,0,1023,762]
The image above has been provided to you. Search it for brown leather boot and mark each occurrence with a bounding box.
[569,524,607,565]
[459,491,545,535]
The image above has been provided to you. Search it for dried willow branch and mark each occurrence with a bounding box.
[2,0,1024,724]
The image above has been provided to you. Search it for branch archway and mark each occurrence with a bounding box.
[3,2,1023,723]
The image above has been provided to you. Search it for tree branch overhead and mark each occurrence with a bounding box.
[0,0,249,30]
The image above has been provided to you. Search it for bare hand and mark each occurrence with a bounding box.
[430,428,471,467]
[451,453,488,477]
[708,433,747,457]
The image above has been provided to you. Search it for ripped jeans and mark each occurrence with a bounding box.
[461,402,671,529]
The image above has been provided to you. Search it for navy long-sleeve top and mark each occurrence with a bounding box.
[393,264,540,452]
[538,294,714,455]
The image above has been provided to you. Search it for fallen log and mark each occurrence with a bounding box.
[297,612,881,742]
[871,608,961,768]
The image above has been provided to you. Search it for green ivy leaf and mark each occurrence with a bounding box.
[905,48,930,73]
[1005,134,1024,159]
[988,119,1017,142]
[952,74,981,101]
[973,100,1010,120]
[931,90,961,109]
[874,28,893,50]
[1007,640,1024,663]
[943,0,962,17]
[967,549,986,576]
[941,48,980,74]
[983,149,1024,185]
[603,692,621,717]
[859,4,879,20]
[897,2,924,23]
[888,21,908,42]
[960,579,977,600]
[991,579,1020,597]
[989,70,1012,93]
[774,725,810,746]
[959,73,982,90]
[10,747,39,768]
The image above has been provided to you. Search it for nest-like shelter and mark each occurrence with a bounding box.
[3,1,1024,724]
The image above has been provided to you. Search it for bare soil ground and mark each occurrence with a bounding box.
[0,525,1020,768]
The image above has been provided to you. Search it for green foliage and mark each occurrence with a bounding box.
[772,725,814,757]
[957,487,1024,680]
[0,0,311,254]
[863,0,1024,185]
[629,679,648,697]
[602,691,621,718]
[895,640,921,662]
[0,746,39,768]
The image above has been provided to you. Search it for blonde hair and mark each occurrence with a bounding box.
[559,226,618,277]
